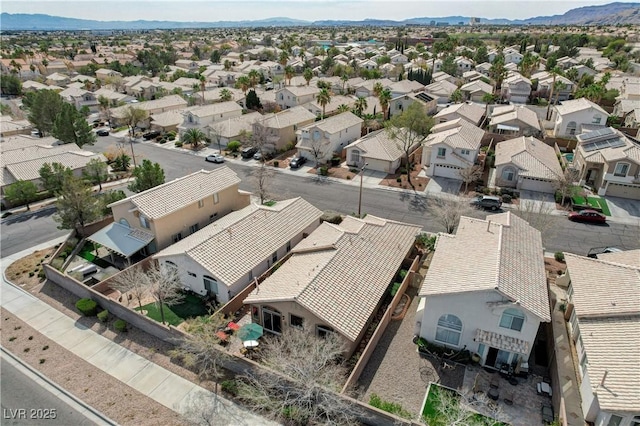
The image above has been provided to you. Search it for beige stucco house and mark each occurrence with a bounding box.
[296,112,363,165]
[254,106,316,152]
[178,101,243,137]
[276,86,321,110]
[551,98,608,138]
[345,128,416,173]
[245,215,420,356]
[488,105,541,137]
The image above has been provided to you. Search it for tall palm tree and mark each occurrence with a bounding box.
[341,74,349,94]
[279,51,289,67]
[236,75,250,95]
[546,67,562,120]
[248,70,260,89]
[284,65,294,86]
[378,88,392,121]
[303,68,313,86]
[450,89,463,104]
[182,128,207,150]
[199,75,206,106]
[373,82,384,98]
[316,88,331,120]
[220,88,232,102]
[354,96,368,117]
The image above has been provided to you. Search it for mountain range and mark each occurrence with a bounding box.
[1,2,638,31]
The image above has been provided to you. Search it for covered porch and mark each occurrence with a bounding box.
[86,222,155,267]
[475,329,530,374]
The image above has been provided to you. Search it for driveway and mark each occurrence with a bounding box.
[518,190,557,212]
[605,196,640,219]
[425,177,462,194]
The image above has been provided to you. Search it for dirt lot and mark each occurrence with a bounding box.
[5,247,55,288]
[380,163,429,190]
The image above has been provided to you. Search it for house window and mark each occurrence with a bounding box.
[198,199,204,208]
[351,149,361,164]
[614,163,629,177]
[213,193,219,204]
[316,325,335,338]
[203,275,218,295]
[607,415,623,426]
[249,270,253,281]
[566,121,577,136]
[209,213,218,222]
[286,241,291,253]
[592,115,602,124]
[189,223,199,234]
[263,307,282,334]
[139,216,150,229]
[502,168,515,182]
[272,251,278,264]
[630,416,640,426]
[499,308,525,332]
[437,148,446,158]
[579,352,588,377]
[187,271,196,277]
[172,232,183,243]
[435,314,462,346]
[477,343,486,357]
[461,149,470,155]
[290,314,304,329]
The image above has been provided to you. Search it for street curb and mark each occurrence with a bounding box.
[1,346,118,426]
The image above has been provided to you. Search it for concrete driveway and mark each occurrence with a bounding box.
[425,177,462,194]
[605,196,640,219]
[519,190,557,212]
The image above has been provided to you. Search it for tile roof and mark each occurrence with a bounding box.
[419,213,550,321]
[278,86,320,97]
[460,80,493,95]
[149,109,185,128]
[495,136,563,180]
[576,127,640,165]
[258,106,316,129]
[345,129,409,162]
[490,105,541,131]
[596,249,640,268]
[245,215,421,341]
[426,118,484,151]
[208,112,263,138]
[434,102,485,125]
[110,168,241,219]
[298,112,363,135]
[187,101,243,118]
[110,95,188,117]
[555,98,607,116]
[4,151,105,184]
[155,198,323,286]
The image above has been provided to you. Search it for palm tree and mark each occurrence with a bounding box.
[199,75,206,106]
[182,128,207,150]
[337,104,350,113]
[546,67,562,120]
[248,70,260,89]
[450,89,463,104]
[236,75,250,95]
[303,68,313,86]
[341,74,349,94]
[373,82,384,98]
[98,95,111,123]
[565,67,579,83]
[284,65,294,86]
[316,88,331,120]
[553,80,567,107]
[220,88,232,102]
[378,88,392,121]
[279,51,289,67]
[41,58,49,74]
[354,97,368,117]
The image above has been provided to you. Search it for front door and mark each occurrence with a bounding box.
[486,347,498,367]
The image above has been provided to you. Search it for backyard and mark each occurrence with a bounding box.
[422,384,509,426]
[135,294,210,326]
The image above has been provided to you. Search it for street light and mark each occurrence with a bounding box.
[358,163,368,218]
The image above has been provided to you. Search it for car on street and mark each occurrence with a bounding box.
[470,195,502,211]
[241,147,258,159]
[96,129,110,136]
[587,246,622,258]
[143,130,161,140]
[289,156,307,169]
[205,154,225,163]
[568,209,606,224]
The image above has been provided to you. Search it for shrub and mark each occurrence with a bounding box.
[349,167,359,173]
[227,141,241,152]
[273,160,279,167]
[220,380,238,396]
[97,310,109,322]
[168,135,175,141]
[396,177,402,182]
[554,191,562,203]
[75,298,98,316]
[501,194,512,203]
[399,269,408,280]
[399,167,407,174]
[330,157,341,166]
[159,139,167,144]
[167,131,176,138]
[319,166,328,176]
[174,141,183,147]
[346,175,351,180]
[390,282,402,296]
[29,272,35,277]
[369,394,411,419]
[482,187,491,195]
[554,252,565,262]
[114,319,127,332]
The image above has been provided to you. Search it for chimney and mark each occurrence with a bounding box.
[487,220,491,232]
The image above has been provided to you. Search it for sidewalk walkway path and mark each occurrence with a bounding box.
[1,239,278,426]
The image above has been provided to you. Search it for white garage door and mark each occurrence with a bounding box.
[606,183,640,199]
[434,164,462,179]
[519,177,554,193]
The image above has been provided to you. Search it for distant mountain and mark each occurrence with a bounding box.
[1,3,638,31]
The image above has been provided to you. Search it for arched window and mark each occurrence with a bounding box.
[500,308,525,332]
[164,260,177,270]
[119,218,130,227]
[435,314,462,346]
[501,167,516,182]
[351,149,360,164]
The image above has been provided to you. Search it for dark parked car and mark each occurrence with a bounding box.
[143,130,161,140]
[241,147,258,159]
[470,195,502,211]
[568,209,606,224]
[289,156,307,169]
[96,129,110,136]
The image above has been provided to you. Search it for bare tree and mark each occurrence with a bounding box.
[251,164,274,205]
[180,392,237,426]
[424,384,507,426]
[110,263,149,310]
[512,197,556,240]
[458,165,484,193]
[236,325,361,425]
[146,261,184,325]
[208,124,223,154]
[552,168,580,206]
[428,195,475,234]
[309,137,327,168]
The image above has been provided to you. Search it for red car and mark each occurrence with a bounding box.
[568,209,606,224]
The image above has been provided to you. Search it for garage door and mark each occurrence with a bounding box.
[519,177,554,193]
[434,164,462,179]
[605,183,640,199]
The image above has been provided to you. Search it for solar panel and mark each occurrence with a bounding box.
[582,136,626,152]
[579,127,616,142]
[416,92,434,102]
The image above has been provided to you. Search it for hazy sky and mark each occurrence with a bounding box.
[2,0,638,22]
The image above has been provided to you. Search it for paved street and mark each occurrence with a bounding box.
[2,136,639,258]
[0,207,70,258]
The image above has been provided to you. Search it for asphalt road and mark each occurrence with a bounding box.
[0,358,96,426]
[2,136,639,258]
[0,207,70,258]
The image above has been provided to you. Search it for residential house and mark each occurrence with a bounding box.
[354,79,393,98]
[192,87,245,105]
[276,86,321,110]
[21,80,53,93]
[613,99,638,121]
[207,70,244,88]
[495,136,563,193]
[389,92,438,119]
[45,72,71,87]
[476,62,492,76]
[148,110,185,134]
[459,80,493,103]
[389,79,425,99]
[296,112,363,164]
[245,215,420,355]
[345,128,417,173]
[624,109,640,128]
[254,106,316,152]
[390,53,409,65]
[424,80,458,105]
[92,168,250,259]
[503,48,524,65]
[562,252,640,426]
[454,57,475,75]
[432,71,458,85]
[174,59,200,73]
[95,68,123,83]
[489,105,541,137]
[303,95,356,118]
[551,98,608,138]
[59,87,99,112]
[534,72,574,102]
[154,198,322,304]
[462,70,485,83]
[358,59,379,71]
[207,111,264,146]
[110,95,188,128]
[0,116,33,138]
[570,65,597,81]
[501,73,532,104]
[573,127,640,199]
[416,213,551,370]
[178,101,243,136]
[434,102,485,126]
[93,88,134,107]
[422,119,484,179]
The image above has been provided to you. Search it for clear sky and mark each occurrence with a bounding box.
[2,0,638,22]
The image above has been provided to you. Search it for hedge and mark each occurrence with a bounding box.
[76,298,98,316]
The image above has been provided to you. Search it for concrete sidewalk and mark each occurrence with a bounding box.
[1,240,278,426]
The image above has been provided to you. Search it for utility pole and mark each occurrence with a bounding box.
[357,163,368,218]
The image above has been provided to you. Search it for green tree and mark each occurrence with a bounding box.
[210,49,221,63]
[245,89,262,110]
[98,189,126,216]
[284,65,294,86]
[4,180,38,210]
[235,75,250,95]
[354,96,368,117]
[378,88,392,121]
[219,88,232,102]
[450,89,463,103]
[54,176,100,232]
[128,159,165,193]
[182,128,207,150]
[39,162,73,195]
[73,114,97,148]
[386,102,434,187]
[27,90,65,136]
[52,102,78,144]
[122,106,148,168]
[441,55,458,77]
[97,95,111,122]
[83,158,109,191]
[303,68,313,86]
[0,74,22,96]
[316,88,331,120]
[248,70,260,88]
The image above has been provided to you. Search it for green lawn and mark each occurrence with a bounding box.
[135,294,209,326]
[571,196,611,216]
[422,384,508,426]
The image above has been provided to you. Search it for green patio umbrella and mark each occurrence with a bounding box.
[238,323,263,341]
